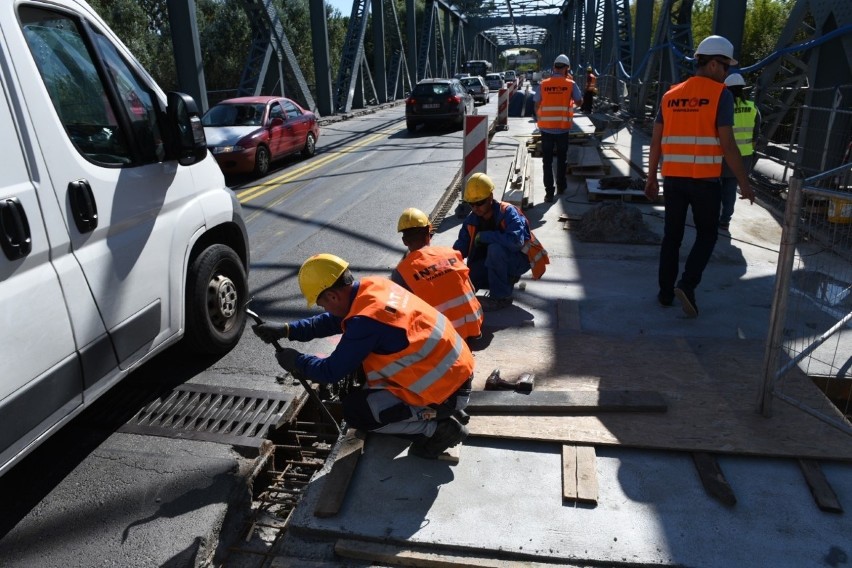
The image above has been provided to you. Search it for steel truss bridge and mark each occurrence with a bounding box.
[168,0,851,177]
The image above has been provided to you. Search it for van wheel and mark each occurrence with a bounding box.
[302,132,316,158]
[254,146,270,177]
[185,244,247,355]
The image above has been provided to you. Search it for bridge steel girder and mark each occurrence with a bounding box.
[167,0,208,112]
[334,0,370,112]
[372,0,387,103]
[309,0,334,116]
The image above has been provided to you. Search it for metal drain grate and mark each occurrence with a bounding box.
[119,384,294,450]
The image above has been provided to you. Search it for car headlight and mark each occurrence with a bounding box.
[212,145,245,155]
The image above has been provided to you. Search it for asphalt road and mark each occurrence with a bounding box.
[0,100,490,567]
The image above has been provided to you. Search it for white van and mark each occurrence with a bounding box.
[0,1,250,475]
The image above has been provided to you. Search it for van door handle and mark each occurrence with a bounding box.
[0,196,33,260]
[68,179,98,233]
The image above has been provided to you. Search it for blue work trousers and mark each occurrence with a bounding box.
[658,177,721,294]
[540,131,570,194]
[468,242,530,299]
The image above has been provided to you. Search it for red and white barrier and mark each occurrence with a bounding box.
[463,114,488,184]
[497,88,509,130]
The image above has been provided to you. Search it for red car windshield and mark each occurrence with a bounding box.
[202,103,266,127]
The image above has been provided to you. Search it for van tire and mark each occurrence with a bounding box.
[185,244,247,355]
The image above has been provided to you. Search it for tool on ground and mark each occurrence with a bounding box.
[484,368,535,393]
[245,307,342,434]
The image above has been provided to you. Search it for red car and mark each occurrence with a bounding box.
[202,95,319,177]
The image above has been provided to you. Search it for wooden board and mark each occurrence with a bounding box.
[562,445,598,504]
[467,389,667,414]
[798,459,843,513]
[313,428,365,518]
[586,177,652,202]
[466,331,852,461]
[692,452,736,507]
[334,538,566,567]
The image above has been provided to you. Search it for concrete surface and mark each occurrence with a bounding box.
[284,112,852,567]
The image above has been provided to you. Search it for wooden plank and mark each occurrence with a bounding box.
[467,389,667,414]
[313,428,365,518]
[798,459,843,513]
[691,452,736,507]
[562,445,598,504]
[334,538,564,567]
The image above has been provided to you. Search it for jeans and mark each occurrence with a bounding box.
[540,131,570,194]
[468,242,530,298]
[658,177,722,294]
[719,176,738,225]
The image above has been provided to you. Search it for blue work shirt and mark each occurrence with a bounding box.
[287,281,409,383]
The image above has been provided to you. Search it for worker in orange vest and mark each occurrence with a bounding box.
[645,35,755,317]
[391,208,484,342]
[581,65,597,113]
[453,173,549,312]
[534,54,583,203]
[253,253,474,459]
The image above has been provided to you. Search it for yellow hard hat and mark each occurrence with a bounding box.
[298,253,350,307]
[397,207,431,232]
[464,172,495,203]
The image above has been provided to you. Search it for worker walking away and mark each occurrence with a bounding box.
[453,173,549,312]
[391,208,484,342]
[645,35,755,318]
[719,72,760,232]
[581,66,597,114]
[534,54,583,202]
[252,254,474,459]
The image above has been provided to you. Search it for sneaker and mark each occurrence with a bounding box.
[409,417,468,459]
[657,290,674,307]
[674,286,698,317]
[718,223,730,232]
[544,194,555,203]
[556,187,567,195]
[481,296,513,312]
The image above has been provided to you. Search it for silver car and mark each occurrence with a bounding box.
[485,73,504,91]
[460,76,490,105]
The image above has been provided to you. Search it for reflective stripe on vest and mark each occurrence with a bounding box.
[537,76,575,130]
[397,246,483,339]
[660,77,725,178]
[346,277,474,406]
[732,100,756,156]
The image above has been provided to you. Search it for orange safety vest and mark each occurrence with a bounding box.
[586,73,597,94]
[660,76,726,178]
[537,75,575,130]
[343,277,474,407]
[396,246,484,340]
[465,202,549,279]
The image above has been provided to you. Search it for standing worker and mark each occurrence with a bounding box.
[391,207,484,342]
[453,173,549,311]
[644,35,755,317]
[534,54,583,202]
[719,72,760,231]
[581,66,597,114]
[252,254,474,459]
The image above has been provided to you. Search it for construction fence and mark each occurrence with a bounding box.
[759,102,852,435]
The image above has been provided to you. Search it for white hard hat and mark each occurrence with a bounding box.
[724,73,746,87]
[694,35,738,65]
[554,54,570,67]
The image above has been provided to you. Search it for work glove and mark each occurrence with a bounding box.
[474,231,492,246]
[275,347,302,374]
[252,322,289,344]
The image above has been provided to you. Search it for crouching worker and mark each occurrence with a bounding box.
[391,207,483,342]
[454,173,549,311]
[253,253,474,459]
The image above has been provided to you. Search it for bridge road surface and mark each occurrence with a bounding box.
[0,100,483,567]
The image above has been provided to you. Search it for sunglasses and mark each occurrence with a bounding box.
[469,198,490,208]
[713,58,731,72]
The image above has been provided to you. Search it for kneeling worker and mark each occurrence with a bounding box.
[391,207,483,341]
[453,173,549,311]
[253,253,473,459]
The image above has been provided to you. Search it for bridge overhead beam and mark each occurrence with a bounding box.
[309,0,333,116]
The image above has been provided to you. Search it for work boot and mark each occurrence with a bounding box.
[544,193,555,203]
[657,290,674,307]
[409,417,468,459]
[481,296,513,312]
[674,286,698,318]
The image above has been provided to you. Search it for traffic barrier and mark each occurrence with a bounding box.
[497,88,509,130]
[458,114,489,217]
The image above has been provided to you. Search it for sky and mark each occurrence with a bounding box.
[327,0,353,16]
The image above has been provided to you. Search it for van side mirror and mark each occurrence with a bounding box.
[167,92,208,166]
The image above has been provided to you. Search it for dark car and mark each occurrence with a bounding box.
[202,95,319,177]
[405,78,475,132]
[460,76,490,105]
